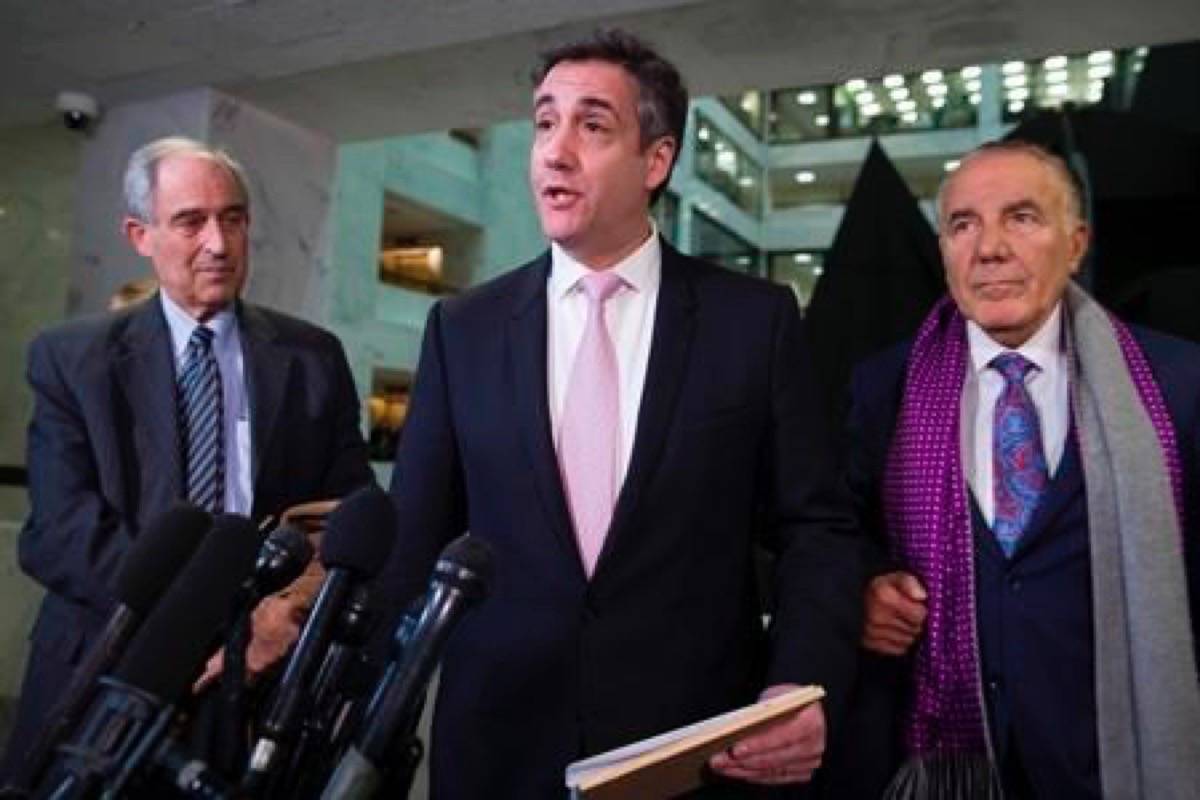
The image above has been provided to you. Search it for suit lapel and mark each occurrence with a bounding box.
[508,255,581,570]
[597,244,697,574]
[239,303,295,499]
[113,298,183,500]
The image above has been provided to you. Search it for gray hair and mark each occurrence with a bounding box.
[936,139,1086,230]
[123,137,250,222]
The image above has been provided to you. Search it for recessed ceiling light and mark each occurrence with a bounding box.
[1003,74,1027,88]
[883,74,905,88]
[921,69,944,84]
[1045,69,1069,84]
[890,87,910,101]
[961,65,982,79]
[926,84,948,97]
[1048,83,1070,97]
[846,79,867,92]
[1088,64,1113,79]
[969,92,982,105]
[896,99,917,113]
[1043,55,1069,70]
[1002,61,1026,75]
[861,102,882,117]
[1088,50,1114,64]
[931,96,946,109]
[793,252,813,264]
[1007,87,1030,101]
[856,90,875,105]
[900,111,918,124]
[965,79,982,93]
[797,90,819,105]
[1008,100,1025,114]
[794,170,816,184]
[814,114,830,126]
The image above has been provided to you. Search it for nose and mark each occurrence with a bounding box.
[200,215,228,257]
[539,124,577,172]
[976,221,1010,263]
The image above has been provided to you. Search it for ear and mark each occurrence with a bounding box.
[123,217,153,257]
[643,136,677,195]
[1067,220,1091,274]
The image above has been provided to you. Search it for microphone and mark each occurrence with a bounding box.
[13,504,212,792]
[321,534,494,800]
[213,524,316,775]
[247,525,316,601]
[241,486,396,796]
[34,514,264,800]
[272,583,376,799]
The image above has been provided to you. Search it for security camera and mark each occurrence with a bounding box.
[55,91,100,131]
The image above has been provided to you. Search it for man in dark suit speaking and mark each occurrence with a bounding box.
[380,29,861,797]
[3,137,372,776]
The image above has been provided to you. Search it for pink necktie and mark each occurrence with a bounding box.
[559,271,624,577]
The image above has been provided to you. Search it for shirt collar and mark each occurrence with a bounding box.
[160,292,237,359]
[548,219,661,300]
[967,301,1064,376]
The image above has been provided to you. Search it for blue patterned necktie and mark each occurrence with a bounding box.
[179,325,224,512]
[991,352,1048,557]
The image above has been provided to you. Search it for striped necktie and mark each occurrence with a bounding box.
[179,325,224,513]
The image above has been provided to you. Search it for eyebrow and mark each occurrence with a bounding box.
[944,197,1043,222]
[168,203,247,223]
[533,93,620,118]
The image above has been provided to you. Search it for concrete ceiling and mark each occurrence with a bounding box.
[3,0,1199,141]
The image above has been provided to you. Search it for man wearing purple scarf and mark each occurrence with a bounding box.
[828,141,1200,799]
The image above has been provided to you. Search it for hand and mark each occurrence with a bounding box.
[862,571,927,656]
[193,593,307,693]
[709,686,826,785]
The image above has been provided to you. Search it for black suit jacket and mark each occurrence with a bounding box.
[826,321,1200,799]
[380,243,862,798]
[6,296,372,771]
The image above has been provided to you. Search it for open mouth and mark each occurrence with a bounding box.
[542,186,578,203]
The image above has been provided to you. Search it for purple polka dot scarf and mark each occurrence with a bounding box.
[882,283,1200,797]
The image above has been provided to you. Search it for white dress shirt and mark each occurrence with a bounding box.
[547,223,661,487]
[161,293,252,515]
[962,303,1070,526]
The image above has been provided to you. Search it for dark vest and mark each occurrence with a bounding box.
[972,434,1101,799]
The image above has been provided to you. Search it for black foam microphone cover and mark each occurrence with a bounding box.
[113,503,213,613]
[320,485,397,573]
[115,513,265,702]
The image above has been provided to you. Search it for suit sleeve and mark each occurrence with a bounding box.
[18,333,129,613]
[376,302,467,634]
[762,289,865,726]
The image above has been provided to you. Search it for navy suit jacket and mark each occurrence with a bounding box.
[826,320,1200,799]
[380,243,862,798]
[7,295,373,772]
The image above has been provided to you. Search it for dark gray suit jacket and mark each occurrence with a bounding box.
[5,295,372,772]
